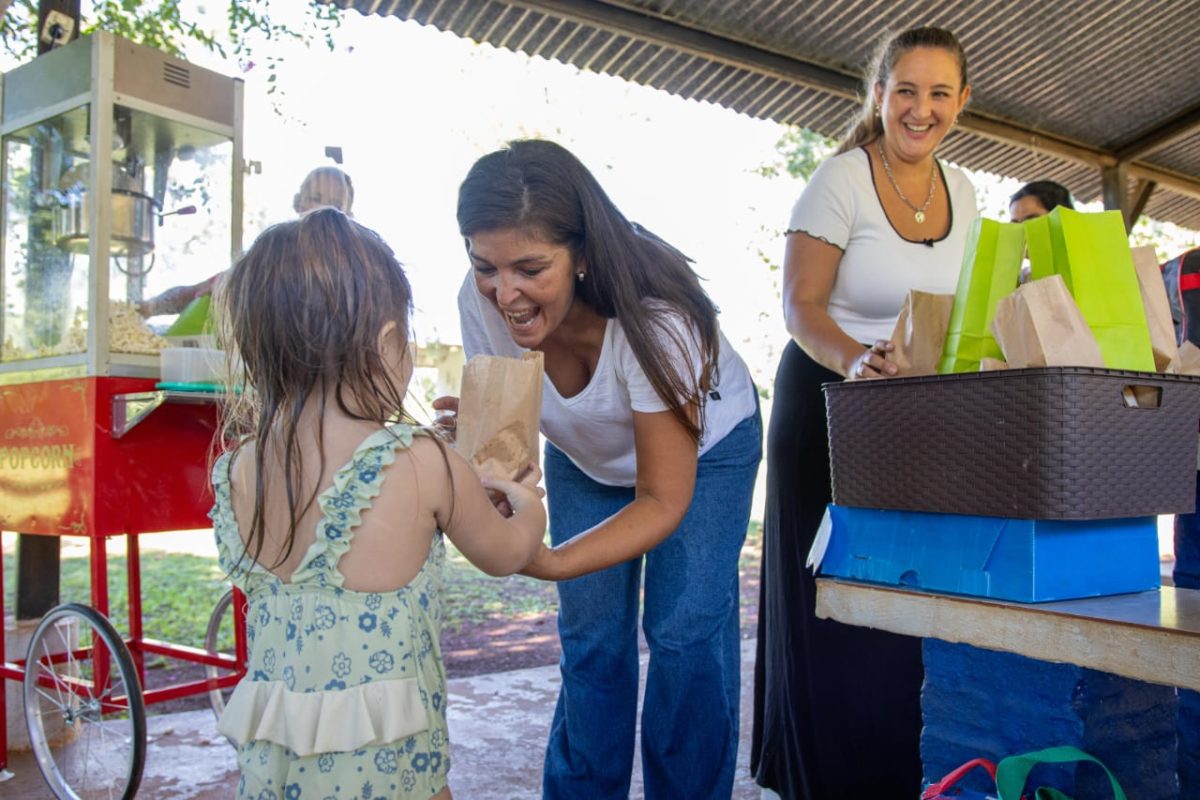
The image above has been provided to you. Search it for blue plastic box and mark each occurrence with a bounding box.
[820,505,1160,603]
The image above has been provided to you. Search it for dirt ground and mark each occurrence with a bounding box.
[142,530,762,714]
[441,535,762,677]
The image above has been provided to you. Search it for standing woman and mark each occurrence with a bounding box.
[448,139,761,799]
[750,27,977,799]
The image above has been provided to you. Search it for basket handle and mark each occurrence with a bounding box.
[1121,385,1161,409]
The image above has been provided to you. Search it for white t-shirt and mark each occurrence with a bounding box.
[788,146,980,344]
[457,273,757,487]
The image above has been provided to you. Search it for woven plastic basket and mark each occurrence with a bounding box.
[824,367,1200,519]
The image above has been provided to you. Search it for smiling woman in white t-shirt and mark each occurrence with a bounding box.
[750,26,979,800]
[435,138,760,800]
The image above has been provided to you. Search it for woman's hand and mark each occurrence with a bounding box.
[849,339,899,380]
[431,395,458,442]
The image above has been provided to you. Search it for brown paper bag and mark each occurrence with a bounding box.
[889,290,955,376]
[990,275,1105,368]
[456,352,544,480]
[1178,341,1200,376]
[979,357,1008,371]
[1130,245,1181,372]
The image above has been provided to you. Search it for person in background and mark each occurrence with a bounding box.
[292,165,355,217]
[1008,179,1074,223]
[439,138,761,799]
[139,165,355,317]
[210,208,546,799]
[750,26,977,800]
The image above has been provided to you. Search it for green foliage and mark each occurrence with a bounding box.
[441,538,558,632]
[2,547,232,666]
[753,126,837,285]
[2,517,765,648]
[756,126,835,182]
[0,1,342,96]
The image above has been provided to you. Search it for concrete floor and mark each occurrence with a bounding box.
[0,638,762,799]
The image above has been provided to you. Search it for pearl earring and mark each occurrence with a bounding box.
[576,271,585,282]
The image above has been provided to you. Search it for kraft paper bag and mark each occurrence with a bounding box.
[1178,341,1200,376]
[990,274,1105,369]
[455,351,544,481]
[938,218,1025,374]
[1023,208,1155,371]
[1130,245,1181,372]
[890,290,954,376]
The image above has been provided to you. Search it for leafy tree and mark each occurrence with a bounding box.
[753,126,835,294]
[756,126,835,182]
[0,1,342,90]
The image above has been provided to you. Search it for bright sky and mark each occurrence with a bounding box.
[231,12,798,390]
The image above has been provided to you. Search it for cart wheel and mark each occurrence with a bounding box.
[23,602,146,800]
[204,588,240,722]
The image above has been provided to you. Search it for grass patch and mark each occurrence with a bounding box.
[2,546,232,668]
[441,541,558,633]
[2,521,763,651]
[0,540,555,644]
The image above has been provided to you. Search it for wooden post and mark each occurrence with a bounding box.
[1101,163,1129,220]
[14,0,82,620]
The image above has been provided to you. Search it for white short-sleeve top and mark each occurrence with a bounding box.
[788,146,980,344]
[458,273,757,487]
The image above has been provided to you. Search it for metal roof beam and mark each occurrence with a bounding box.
[1113,102,1200,162]
[1127,161,1200,202]
[497,0,862,98]
[1127,178,1157,229]
[502,2,1126,169]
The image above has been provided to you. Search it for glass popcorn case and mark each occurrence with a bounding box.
[0,30,243,382]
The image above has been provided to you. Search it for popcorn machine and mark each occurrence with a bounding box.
[0,29,243,535]
[0,31,246,794]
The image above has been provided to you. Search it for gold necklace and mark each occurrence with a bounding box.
[877,142,937,224]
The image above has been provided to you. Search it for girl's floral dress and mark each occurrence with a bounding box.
[211,424,450,800]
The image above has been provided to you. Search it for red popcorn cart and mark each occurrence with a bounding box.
[0,31,246,798]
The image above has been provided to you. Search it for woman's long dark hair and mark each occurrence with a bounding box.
[836,26,969,155]
[215,208,416,571]
[456,139,720,443]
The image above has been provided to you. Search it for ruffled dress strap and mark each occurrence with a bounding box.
[289,423,416,588]
[209,451,272,591]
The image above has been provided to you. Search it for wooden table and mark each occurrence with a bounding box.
[815,578,1200,692]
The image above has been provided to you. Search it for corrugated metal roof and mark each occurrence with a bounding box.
[331,0,1200,229]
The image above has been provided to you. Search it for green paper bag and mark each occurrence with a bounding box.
[164,294,214,337]
[1023,207,1155,371]
[938,217,1025,374]
[1023,214,1056,283]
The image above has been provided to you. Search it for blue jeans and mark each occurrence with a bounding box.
[541,409,762,800]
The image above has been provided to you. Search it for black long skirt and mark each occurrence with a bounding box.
[750,341,924,799]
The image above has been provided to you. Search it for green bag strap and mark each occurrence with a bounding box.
[996,746,1127,800]
[1035,789,1073,800]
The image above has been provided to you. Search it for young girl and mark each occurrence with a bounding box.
[210,208,546,800]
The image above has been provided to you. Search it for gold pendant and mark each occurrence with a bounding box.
[914,210,926,224]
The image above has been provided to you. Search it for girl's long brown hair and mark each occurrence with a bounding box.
[215,208,415,571]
